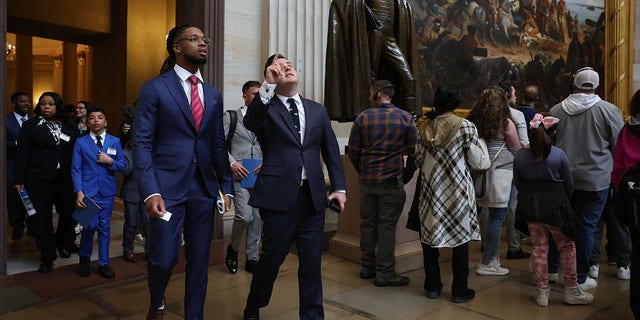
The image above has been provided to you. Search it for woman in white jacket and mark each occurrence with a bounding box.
[415,84,486,303]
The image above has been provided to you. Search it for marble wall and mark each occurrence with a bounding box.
[223,0,331,110]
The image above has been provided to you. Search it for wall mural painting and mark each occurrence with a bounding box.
[409,0,605,111]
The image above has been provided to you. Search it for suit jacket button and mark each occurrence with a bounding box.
[192,159,197,164]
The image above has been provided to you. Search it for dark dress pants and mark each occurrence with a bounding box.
[147,175,214,320]
[246,185,325,320]
[27,176,75,264]
[422,242,470,296]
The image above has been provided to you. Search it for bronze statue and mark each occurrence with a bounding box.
[325,0,420,121]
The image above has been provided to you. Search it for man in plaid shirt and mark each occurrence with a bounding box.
[348,79,417,287]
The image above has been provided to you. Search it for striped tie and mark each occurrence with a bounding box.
[189,75,204,131]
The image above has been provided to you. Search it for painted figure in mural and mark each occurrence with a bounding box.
[325,0,419,121]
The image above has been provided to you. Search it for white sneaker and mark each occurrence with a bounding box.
[578,277,598,291]
[535,288,550,307]
[617,266,631,280]
[588,264,599,279]
[548,273,559,283]
[135,233,145,242]
[564,286,594,305]
[476,258,509,276]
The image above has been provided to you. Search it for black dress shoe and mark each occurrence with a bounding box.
[99,265,116,279]
[451,289,475,303]
[426,290,441,299]
[245,259,258,273]
[57,245,71,258]
[123,252,138,263]
[38,263,53,274]
[79,258,91,277]
[66,242,80,253]
[243,306,259,320]
[225,244,238,274]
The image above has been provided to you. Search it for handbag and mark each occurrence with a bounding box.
[473,142,506,201]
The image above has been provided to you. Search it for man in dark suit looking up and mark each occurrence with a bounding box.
[132,24,233,320]
[242,53,347,320]
[6,92,32,240]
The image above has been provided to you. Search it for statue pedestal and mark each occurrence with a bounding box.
[329,156,423,274]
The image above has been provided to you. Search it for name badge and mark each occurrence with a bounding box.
[107,148,117,155]
[59,133,70,142]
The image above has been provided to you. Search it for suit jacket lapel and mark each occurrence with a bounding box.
[163,70,196,131]
[272,98,301,144]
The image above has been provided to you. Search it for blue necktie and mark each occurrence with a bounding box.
[287,98,300,137]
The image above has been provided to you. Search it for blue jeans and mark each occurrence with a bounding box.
[572,189,609,283]
[590,190,630,267]
[482,207,508,263]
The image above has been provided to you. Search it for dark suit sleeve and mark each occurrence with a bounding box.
[132,80,161,199]
[210,94,234,195]
[6,116,18,153]
[320,106,346,191]
[243,94,270,135]
[71,138,84,193]
[13,121,31,185]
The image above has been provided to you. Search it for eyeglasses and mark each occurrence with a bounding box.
[176,36,210,46]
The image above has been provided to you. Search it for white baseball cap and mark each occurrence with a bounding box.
[573,67,599,90]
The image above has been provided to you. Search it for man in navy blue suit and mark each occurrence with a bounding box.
[242,53,347,320]
[6,92,32,240]
[132,25,233,320]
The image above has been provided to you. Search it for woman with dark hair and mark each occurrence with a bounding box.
[513,114,594,306]
[13,92,78,273]
[415,85,484,303]
[467,86,521,276]
[611,89,640,318]
[74,101,91,136]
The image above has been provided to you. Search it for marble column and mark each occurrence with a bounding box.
[62,42,78,104]
[265,0,331,103]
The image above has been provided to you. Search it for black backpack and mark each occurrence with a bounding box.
[617,162,640,232]
[225,110,238,152]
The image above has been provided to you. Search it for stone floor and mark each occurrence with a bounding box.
[0,205,634,319]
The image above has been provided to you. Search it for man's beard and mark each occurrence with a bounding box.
[186,54,207,66]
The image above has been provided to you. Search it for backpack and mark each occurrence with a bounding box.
[617,162,640,232]
[225,110,238,152]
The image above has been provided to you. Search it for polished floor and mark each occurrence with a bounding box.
[0,209,634,319]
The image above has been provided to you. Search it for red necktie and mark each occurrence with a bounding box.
[189,75,204,131]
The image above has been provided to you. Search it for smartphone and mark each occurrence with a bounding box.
[328,198,341,213]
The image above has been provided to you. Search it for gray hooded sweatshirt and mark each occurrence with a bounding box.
[549,93,624,191]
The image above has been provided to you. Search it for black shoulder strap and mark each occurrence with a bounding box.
[226,110,238,151]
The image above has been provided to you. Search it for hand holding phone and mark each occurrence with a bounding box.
[328,198,341,213]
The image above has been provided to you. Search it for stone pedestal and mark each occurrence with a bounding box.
[329,156,423,273]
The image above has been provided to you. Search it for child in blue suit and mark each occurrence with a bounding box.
[71,106,125,278]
